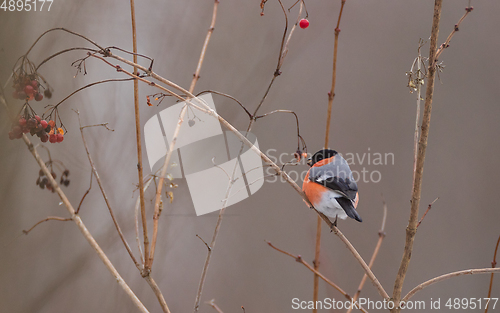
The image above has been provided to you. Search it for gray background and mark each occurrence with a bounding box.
[1,1,499,312]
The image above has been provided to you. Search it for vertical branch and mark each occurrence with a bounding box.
[314,1,346,310]
[324,0,345,147]
[391,0,442,311]
[129,0,150,272]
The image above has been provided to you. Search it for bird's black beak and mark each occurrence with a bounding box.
[307,158,312,167]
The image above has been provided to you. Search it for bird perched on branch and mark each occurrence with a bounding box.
[303,149,361,225]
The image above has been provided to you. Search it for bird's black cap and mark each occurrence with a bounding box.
[307,149,338,167]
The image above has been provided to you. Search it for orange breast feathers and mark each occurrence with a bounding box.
[303,168,329,206]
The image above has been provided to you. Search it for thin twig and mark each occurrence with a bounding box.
[76,171,93,214]
[197,90,252,118]
[25,28,105,57]
[402,267,500,302]
[129,0,151,277]
[434,6,473,62]
[392,1,442,310]
[485,234,500,313]
[316,1,346,309]
[47,78,134,112]
[417,197,438,228]
[77,111,140,269]
[36,47,99,71]
[348,197,388,313]
[23,216,72,235]
[189,0,219,93]
[267,241,368,313]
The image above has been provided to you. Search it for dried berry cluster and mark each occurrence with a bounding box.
[36,169,70,192]
[11,73,51,102]
[9,114,64,143]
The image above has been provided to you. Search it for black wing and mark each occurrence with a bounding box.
[308,155,358,200]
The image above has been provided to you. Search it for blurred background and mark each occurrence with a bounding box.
[1,1,499,312]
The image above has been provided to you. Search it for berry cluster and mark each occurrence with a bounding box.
[36,169,70,192]
[8,114,64,143]
[11,74,50,102]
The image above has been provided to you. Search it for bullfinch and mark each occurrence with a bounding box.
[302,149,362,224]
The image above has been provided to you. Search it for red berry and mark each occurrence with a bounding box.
[31,80,38,88]
[34,115,41,122]
[299,18,309,29]
[41,134,48,142]
[12,126,22,134]
[49,134,57,143]
[40,120,48,128]
[48,120,56,128]
[35,93,43,101]
[24,85,34,96]
[8,131,15,140]
[22,127,30,134]
[19,118,27,126]
[56,133,64,143]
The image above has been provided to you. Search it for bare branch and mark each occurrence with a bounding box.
[392,1,442,310]
[23,216,72,235]
[267,241,368,313]
[77,110,140,269]
[348,197,388,313]
[417,197,439,228]
[403,268,500,302]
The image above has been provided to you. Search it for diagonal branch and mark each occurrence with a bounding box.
[267,241,368,313]
[347,197,388,313]
[77,111,140,269]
